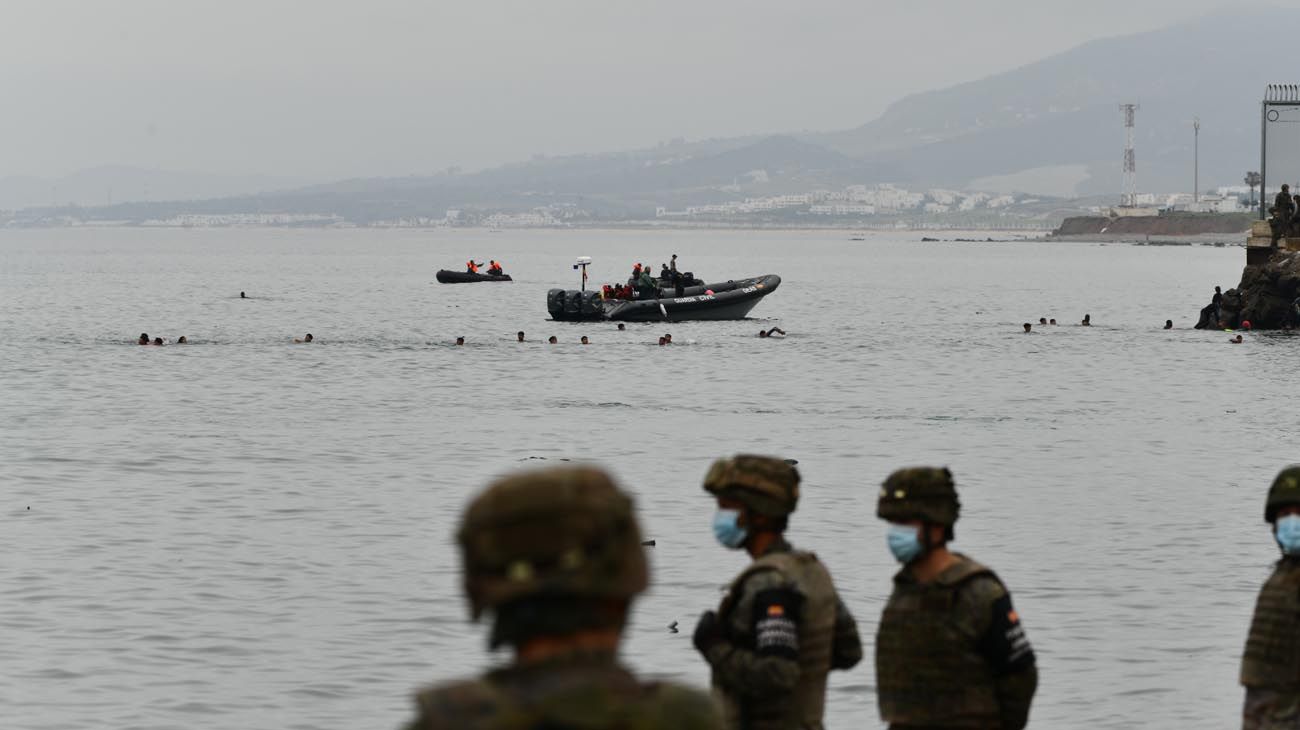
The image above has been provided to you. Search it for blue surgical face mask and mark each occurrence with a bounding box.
[712,509,749,549]
[887,523,924,564]
[1277,514,1300,555]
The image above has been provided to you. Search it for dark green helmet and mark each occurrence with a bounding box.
[877,467,960,526]
[702,455,800,516]
[457,466,648,620]
[1266,465,1300,523]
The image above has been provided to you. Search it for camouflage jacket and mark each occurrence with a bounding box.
[705,538,862,729]
[406,649,721,730]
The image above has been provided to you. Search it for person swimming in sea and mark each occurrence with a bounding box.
[1081,314,1091,326]
[617,323,626,331]
[580,335,589,345]
[1023,323,1032,333]
[456,337,465,346]
[658,337,667,346]
[1230,334,1243,343]
[1038,318,1047,325]
[138,333,150,345]
[548,336,558,344]
[240,291,247,299]
[663,333,672,344]
[1049,318,1057,325]
[294,333,314,343]
[1164,320,1173,330]
[176,336,188,344]
[517,331,525,342]
[152,337,165,346]
[758,327,786,338]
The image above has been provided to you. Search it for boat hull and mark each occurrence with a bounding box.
[436,269,513,283]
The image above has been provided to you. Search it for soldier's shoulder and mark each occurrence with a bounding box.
[407,677,506,730]
[641,681,723,728]
[735,562,796,594]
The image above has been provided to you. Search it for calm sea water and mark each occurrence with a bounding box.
[0,227,1291,729]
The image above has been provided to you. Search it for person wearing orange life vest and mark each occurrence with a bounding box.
[488,260,504,276]
[466,260,483,274]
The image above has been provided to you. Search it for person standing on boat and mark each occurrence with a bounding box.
[693,455,862,730]
[1240,465,1300,730]
[875,467,1038,730]
[402,466,722,730]
[637,268,659,299]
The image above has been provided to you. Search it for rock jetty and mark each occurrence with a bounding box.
[1197,250,1300,329]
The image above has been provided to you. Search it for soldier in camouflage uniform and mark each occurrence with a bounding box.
[1240,465,1300,730]
[692,455,863,730]
[875,467,1037,730]
[405,465,722,730]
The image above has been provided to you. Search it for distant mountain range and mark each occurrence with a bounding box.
[9,9,1289,221]
[0,166,309,211]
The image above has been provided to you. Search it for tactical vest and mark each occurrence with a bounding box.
[875,555,1001,727]
[1241,558,1300,689]
[716,549,837,730]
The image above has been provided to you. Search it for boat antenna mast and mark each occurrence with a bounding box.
[573,256,592,292]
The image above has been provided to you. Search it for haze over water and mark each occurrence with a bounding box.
[0,227,1288,729]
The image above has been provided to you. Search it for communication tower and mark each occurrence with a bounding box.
[1119,103,1139,207]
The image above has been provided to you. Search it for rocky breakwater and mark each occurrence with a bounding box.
[1197,250,1300,329]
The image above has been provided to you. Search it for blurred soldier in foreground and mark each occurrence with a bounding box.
[1240,465,1300,730]
[693,455,862,729]
[405,466,721,730]
[875,467,1037,730]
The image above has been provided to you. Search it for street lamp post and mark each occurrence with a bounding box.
[1193,117,1200,203]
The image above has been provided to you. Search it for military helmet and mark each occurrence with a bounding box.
[877,466,960,526]
[457,466,648,619]
[1266,465,1300,523]
[702,455,800,517]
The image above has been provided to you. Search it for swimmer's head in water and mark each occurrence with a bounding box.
[138,333,149,344]
[759,330,768,337]
[658,337,666,346]
[305,334,313,342]
[456,337,465,345]
[517,331,525,342]
[580,336,589,344]
[152,337,164,345]
[1023,323,1031,332]
[1164,320,1173,329]
[617,323,625,330]
[548,336,558,344]
[1049,319,1057,325]
[1039,318,1047,325]
[177,336,187,343]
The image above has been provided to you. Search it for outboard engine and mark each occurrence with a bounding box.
[564,290,583,318]
[581,290,602,317]
[547,289,567,320]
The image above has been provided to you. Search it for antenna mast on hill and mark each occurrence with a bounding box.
[1119,103,1139,207]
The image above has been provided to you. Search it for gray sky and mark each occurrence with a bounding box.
[0,0,1276,180]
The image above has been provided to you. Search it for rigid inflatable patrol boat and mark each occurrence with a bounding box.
[547,274,780,322]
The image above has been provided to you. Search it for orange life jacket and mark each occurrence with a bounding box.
[468,261,478,273]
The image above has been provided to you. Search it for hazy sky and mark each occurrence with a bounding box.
[0,0,1284,181]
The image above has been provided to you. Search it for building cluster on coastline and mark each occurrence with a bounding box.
[654,184,1022,220]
